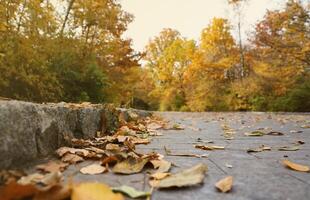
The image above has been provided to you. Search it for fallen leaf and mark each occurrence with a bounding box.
[80,164,107,175]
[34,185,71,200]
[290,130,303,133]
[150,172,170,180]
[301,125,310,128]
[147,122,163,130]
[113,158,149,174]
[71,182,123,200]
[105,143,121,151]
[247,145,271,153]
[112,185,151,199]
[225,164,233,168]
[36,161,69,173]
[17,173,44,185]
[172,124,185,130]
[282,160,310,172]
[101,156,119,166]
[38,172,63,191]
[0,170,26,185]
[266,131,284,136]
[56,147,90,157]
[278,146,300,151]
[215,176,233,193]
[244,131,265,136]
[150,159,171,173]
[295,140,305,145]
[195,145,225,150]
[0,181,38,200]
[61,153,84,164]
[131,138,150,145]
[18,172,63,191]
[149,180,160,187]
[156,164,208,188]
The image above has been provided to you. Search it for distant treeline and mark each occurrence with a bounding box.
[0,0,309,111]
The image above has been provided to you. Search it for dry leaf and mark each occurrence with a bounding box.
[266,131,284,136]
[278,146,300,151]
[101,156,119,166]
[61,153,84,164]
[71,182,123,200]
[106,143,121,151]
[147,122,163,130]
[215,176,233,193]
[150,172,170,180]
[244,131,265,136]
[18,172,63,191]
[195,145,225,150]
[172,124,185,130]
[156,164,208,188]
[34,185,71,200]
[225,164,233,168]
[282,160,310,172]
[113,158,149,174]
[0,181,38,200]
[150,159,171,173]
[36,161,69,173]
[56,147,90,157]
[112,185,150,199]
[247,145,271,153]
[80,164,107,175]
[131,138,150,145]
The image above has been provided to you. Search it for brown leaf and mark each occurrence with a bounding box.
[266,131,284,136]
[0,181,38,200]
[36,161,69,173]
[215,176,233,193]
[80,164,107,175]
[156,164,208,188]
[150,159,171,173]
[282,160,310,172]
[244,131,265,136]
[113,158,149,174]
[105,143,121,151]
[56,147,90,157]
[34,185,71,200]
[101,156,119,166]
[195,145,225,151]
[150,172,170,180]
[247,145,271,153]
[131,138,150,145]
[61,153,84,164]
[278,146,300,151]
[71,182,124,200]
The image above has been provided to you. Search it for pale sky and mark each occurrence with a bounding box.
[120,0,288,51]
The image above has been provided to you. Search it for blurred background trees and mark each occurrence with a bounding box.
[0,0,309,111]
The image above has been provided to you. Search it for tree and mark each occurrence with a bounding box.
[228,0,249,78]
[185,18,237,111]
[145,29,196,110]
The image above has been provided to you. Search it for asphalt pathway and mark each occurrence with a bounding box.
[64,112,310,200]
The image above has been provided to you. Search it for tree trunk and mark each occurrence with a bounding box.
[60,0,75,37]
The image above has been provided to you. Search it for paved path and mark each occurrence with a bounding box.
[63,112,310,200]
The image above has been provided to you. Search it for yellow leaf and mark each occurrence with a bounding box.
[71,183,123,200]
[150,172,170,180]
[282,160,310,172]
[80,164,107,175]
[215,176,233,193]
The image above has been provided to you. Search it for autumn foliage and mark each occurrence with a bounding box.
[0,0,309,111]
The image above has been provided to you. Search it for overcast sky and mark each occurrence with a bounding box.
[120,0,288,51]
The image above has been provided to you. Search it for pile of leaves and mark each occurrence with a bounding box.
[0,113,209,200]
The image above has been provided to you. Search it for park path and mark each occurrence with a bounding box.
[48,112,310,199]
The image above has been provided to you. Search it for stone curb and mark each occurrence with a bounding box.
[0,100,152,169]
